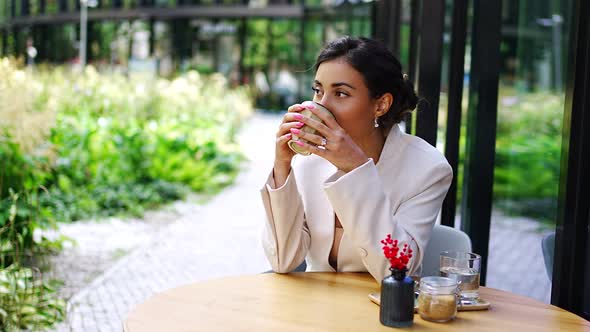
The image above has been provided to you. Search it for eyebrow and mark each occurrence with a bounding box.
[314,80,357,90]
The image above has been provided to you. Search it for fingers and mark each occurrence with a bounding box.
[282,110,305,124]
[289,127,325,147]
[277,121,304,138]
[276,104,307,137]
[306,104,339,129]
[278,103,338,148]
[276,132,293,145]
[287,103,306,113]
[297,113,332,139]
[292,139,327,157]
[289,104,338,139]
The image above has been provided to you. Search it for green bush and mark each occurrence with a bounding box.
[445,89,563,223]
[493,91,563,222]
[0,135,54,257]
[0,191,67,331]
[1,60,253,223]
[1,58,253,330]
[0,264,66,331]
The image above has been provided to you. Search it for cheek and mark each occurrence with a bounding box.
[332,101,372,132]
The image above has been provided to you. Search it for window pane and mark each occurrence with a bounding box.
[485,0,574,303]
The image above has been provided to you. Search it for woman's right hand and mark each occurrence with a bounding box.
[273,103,310,186]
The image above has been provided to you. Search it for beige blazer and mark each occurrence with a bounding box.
[260,124,453,283]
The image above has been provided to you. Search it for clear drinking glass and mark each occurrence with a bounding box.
[439,252,481,302]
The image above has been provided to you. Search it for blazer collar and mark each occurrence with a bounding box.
[375,124,402,168]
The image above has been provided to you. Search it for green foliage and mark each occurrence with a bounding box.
[0,264,66,331]
[245,19,321,70]
[0,141,55,258]
[39,181,188,222]
[1,58,253,330]
[91,22,118,61]
[493,91,563,222]
[244,20,272,69]
[449,89,563,223]
[0,2,6,24]
[3,65,252,222]
[0,191,67,331]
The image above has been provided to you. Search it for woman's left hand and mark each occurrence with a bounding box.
[290,105,370,173]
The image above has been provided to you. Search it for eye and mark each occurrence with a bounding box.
[311,87,322,95]
[336,91,349,97]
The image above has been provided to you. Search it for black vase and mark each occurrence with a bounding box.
[380,268,415,328]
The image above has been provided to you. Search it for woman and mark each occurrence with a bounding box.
[260,37,453,283]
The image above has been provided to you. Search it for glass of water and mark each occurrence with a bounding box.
[439,252,481,302]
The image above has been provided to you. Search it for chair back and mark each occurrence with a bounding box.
[541,232,555,281]
[421,224,472,277]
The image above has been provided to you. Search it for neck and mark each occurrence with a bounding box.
[356,127,387,164]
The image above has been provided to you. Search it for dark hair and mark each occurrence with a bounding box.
[314,36,418,128]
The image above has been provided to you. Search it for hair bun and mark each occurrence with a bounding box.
[401,78,418,111]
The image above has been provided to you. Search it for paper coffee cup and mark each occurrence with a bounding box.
[288,101,334,156]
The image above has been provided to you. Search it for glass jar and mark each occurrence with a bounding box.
[417,276,459,322]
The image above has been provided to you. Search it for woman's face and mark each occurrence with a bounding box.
[312,58,378,141]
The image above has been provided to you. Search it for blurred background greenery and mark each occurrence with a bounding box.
[0,58,252,329]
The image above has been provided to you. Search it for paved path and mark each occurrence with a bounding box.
[486,213,552,303]
[49,111,553,331]
[51,112,276,331]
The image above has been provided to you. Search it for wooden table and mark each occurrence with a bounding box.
[124,272,590,331]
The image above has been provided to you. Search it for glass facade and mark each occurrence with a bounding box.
[389,0,581,306]
[485,0,574,303]
[374,0,587,317]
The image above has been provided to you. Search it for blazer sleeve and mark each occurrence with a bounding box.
[260,169,311,273]
[323,159,453,283]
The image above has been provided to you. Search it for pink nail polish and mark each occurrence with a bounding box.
[295,140,305,147]
[295,122,304,128]
[306,104,315,109]
[294,114,303,120]
[286,133,292,138]
[290,128,301,134]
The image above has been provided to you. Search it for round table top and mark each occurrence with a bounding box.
[124,272,590,332]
